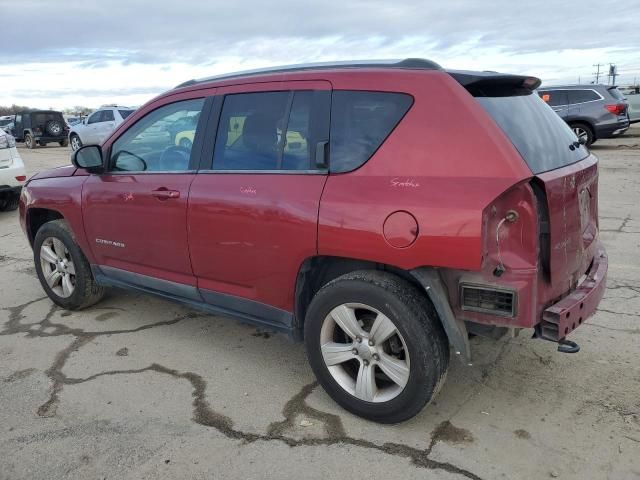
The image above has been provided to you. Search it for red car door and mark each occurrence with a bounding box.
[188,81,331,326]
[82,95,210,292]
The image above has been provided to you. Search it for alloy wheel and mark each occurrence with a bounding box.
[39,237,76,298]
[71,136,81,151]
[319,303,410,403]
[572,126,588,143]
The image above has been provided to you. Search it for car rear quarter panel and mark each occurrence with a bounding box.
[318,71,532,271]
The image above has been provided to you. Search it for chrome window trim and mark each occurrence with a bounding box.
[104,170,198,175]
[538,88,604,107]
[197,169,326,175]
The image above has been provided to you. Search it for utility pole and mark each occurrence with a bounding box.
[593,63,604,83]
[609,64,618,86]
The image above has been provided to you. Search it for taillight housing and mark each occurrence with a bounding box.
[482,180,538,273]
[605,103,627,116]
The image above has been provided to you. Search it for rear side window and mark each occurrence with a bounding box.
[476,91,589,174]
[538,90,568,106]
[568,90,600,103]
[102,110,115,122]
[213,90,329,171]
[329,91,413,173]
[119,109,134,119]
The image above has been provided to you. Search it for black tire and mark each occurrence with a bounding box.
[70,134,82,151]
[304,270,449,423]
[45,119,64,136]
[59,138,69,147]
[25,133,36,149]
[0,193,19,212]
[33,220,105,310]
[570,122,594,147]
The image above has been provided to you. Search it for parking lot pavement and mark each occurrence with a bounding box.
[1,130,639,480]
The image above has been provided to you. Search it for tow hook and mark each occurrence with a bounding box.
[557,339,580,354]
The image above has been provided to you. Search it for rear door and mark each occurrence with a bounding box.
[82,96,210,291]
[188,81,331,323]
[94,109,117,144]
[539,89,569,119]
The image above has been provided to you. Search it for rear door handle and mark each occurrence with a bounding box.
[151,188,180,200]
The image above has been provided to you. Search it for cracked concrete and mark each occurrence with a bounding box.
[1,129,639,479]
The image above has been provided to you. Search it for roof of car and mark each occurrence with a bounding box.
[175,58,443,88]
[173,58,541,92]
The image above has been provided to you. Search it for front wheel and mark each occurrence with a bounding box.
[70,134,82,151]
[304,270,449,423]
[34,220,105,310]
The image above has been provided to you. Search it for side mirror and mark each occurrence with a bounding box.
[72,145,104,173]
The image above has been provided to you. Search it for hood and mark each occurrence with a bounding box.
[28,165,77,182]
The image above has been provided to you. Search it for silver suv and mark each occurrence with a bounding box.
[69,105,135,151]
[538,85,630,146]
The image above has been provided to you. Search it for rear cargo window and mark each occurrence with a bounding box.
[475,91,589,174]
[119,109,134,119]
[607,87,625,101]
[329,91,412,173]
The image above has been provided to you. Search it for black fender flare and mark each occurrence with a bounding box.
[410,267,471,364]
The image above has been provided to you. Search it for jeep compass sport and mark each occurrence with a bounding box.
[19,59,607,423]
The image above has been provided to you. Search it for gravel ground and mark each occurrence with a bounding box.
[1,126,639,480]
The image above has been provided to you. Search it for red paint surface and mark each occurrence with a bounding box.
[19,67,607,335]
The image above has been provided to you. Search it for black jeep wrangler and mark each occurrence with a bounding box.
[13,110,69,148]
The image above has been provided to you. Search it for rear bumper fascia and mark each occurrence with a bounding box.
[539,246,608,341]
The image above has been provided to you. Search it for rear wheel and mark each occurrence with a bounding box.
[304,270,449,423]
[34,220,105,310]
[25,133,36,149]
[0,193,19,211]
[570,122,594,147]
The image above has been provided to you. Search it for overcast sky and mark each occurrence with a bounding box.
[2,0,639,109]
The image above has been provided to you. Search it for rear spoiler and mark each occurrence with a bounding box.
[447,70,541,92]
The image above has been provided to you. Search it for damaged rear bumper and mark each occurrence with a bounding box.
[538,246,608,342]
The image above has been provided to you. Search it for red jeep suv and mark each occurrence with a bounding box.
[19,59,607,423]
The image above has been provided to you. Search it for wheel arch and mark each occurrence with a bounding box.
[26,208,65,247]
[567,118,596,139]
[293,255,470,362]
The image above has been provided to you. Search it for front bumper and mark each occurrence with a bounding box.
[539,246,608,341]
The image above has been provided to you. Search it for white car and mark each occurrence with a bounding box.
[0,131,26,211]
[68,106,135,151]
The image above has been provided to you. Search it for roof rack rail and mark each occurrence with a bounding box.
[175,58,442,89]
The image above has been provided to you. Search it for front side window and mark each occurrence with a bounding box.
[110,99,204,172]
[87,112,102,124]
[329,91,413,173]
[212,90,328,171]
[539,90,569,107]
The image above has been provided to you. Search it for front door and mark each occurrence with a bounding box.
[188,82,331,325]
[82,97,208,291]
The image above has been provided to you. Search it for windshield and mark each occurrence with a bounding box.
[475,91,589,174]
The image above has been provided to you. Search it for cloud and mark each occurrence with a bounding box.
[1,0,638,108]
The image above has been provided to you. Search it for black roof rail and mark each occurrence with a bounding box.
[174,58,442,89]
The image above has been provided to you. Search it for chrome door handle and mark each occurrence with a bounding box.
[151,188,180,200]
